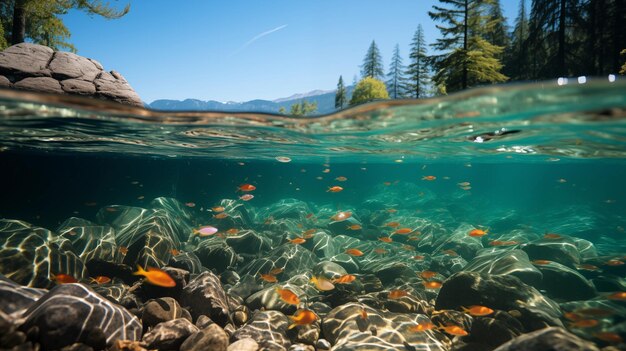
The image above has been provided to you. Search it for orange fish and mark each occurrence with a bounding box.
[133,265,176,287]
[118,246,129,255]
[422,175,436,181]
[594,332,623,344]
[170,249,180,256]
[360,308,368,320]
[413,255,425,260]
[462,305,494,316]
[420,271,438,279]
[605,259,625,266]
[345,248,364,256]
[214,213,229,219]
[407,235,420,241]
[543,233,562,239]
[423,281,443,289]
[105,207,118,212]
[569,319,599,328]
[238,184,256,192]
[184,202,195,208]
[532,260,552,265]
[575,308,615,317]
[90,276,111,284]
[275,287,300,305]
[373,248,388,255]
[322,168,331,173]
[303,229,316,236]
[402,244,415,251]
[394,228,413,235]
[226,228,239,235]
[388,290,409,299]
[52,273,78,284]
[383,181,392,186]
[310,276,335,291]
[347,224,362,230]
[385,221,400,228]
[335,176,348,181]
[387,208,397,213]
[409,322,436,332]
[269,267,284,275]
[289,237,306,245]
[468,228,488,237]
[333,274,356,284]
[489,240,520,246]
[288,309,317,329]
[306,213,315,219]
[211,206,225,212]
[564,312,582,321]
[607,291,626,300]
[327,186,344,193]
[576,264,600,271]
[259,273,278,283]
[439,325,468,336]
[331,211,352,221]
[378,236,393,243]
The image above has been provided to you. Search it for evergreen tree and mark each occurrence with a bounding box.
[349,77,389,106]
[406,24,430,99]
[360,40,384,80]
[484,0,509,59]
[289,100,317,116]
[386,44,407,99]
[505,0,530,80]
[335,75,346,109]
[584,0,626,75]
[429,0,508,92]
[621,49,626,74]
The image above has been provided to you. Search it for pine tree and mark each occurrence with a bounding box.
[505,0,530,80]
[386,44,407,99]
[360,40,384,80]
[335,75,346,109]
[429,0,508,92]
[484,0,509,60]
[406,24,430,99]
[584,0,626,75]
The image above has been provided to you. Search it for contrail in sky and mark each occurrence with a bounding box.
[231,24,287,56]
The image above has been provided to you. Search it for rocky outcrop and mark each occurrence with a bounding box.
[0,43,142,106]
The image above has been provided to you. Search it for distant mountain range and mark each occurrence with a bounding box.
[147,87,353,115]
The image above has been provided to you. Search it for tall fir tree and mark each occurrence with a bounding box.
[335,75,347,110]
[504,0,530,80]
[360,40,384,80]
[584,0,626,75]
[484,0,509,59]
[406,24,430,98]
[386,44,407,99]
[429,0,508,92]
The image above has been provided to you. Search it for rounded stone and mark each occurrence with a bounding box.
[180,324,228,351]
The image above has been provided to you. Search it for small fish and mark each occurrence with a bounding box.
[422,281,443,289]
[563,312,582,321]
[422,175,436,181]
[193,226,218,237]
[442,249,458,256]
[387,208,397,213]
[409,322,436,333]
[170,249,180,256]
[373,248,388,255]
[439,325,468,336]
[52,273,78,284]
[489,240,520,246]
[184,202,196,208]
[458,182,471,186]
[289,237,306,245]
[385,221,400,228]
[333,274,356,284]
[402,244,415,251]
[388,290,409,299]
[347,224,362,230]
[576,264,600,271]
[413,255,425,260]
[360,308,368,320]
[575,308,615,317]
[345,248,364,256]
[238,184,256,192]
[259,273,278,283]
[322,168,331,173]
[105,207,118,212]
[327,186,343,193]
[543,233,562,239]
[275,156,292,163]
[133,265,176,287]
[335,176,348,181]
[331,211,352,221]
[224,228,238,236]
[569,319,599,328]
[462,305,494,316]
[532,259,552,265]
[593,332,623,344]
[302,229,316,237]
[137,195,145,200]
[306,213,314,219]
[288,309,317,329]
[383,181,392,186]
[468,228,488,237]
[420,271,438,279]
[211,206,225,212]
[607,291,626,300]
[557,178,567,183]
[275,287,300,305]
[118,246,129,255]
[378,236,393,243]
[269,267,284,275]
[310,276,335,291]
[90,276,111,284]
[214,213,229,219]
[395,228,413,235]
[605,259,624,266]
[240,194,254,201]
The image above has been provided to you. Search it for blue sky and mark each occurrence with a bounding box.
[62,1,519,103]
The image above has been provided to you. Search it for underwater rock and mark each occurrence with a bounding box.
[0,274,46,316]
[142,318,198,351]
[287,344,314,351]
[492,326,599,351]
[239,244,317,278]
[532,261,597,300]
[264,199,312,221]
[56,217,118,264]
[208,199,254,229]
[463,249,543,286]
[193,239,240,272]
[0,219,87,288]
[310,232,339,258]
[0,43,142,106]
[19,283,141,349]
[230,310,291,351]
[463,310,525,348]
[245,283,306,315]
[169,251,205,274]
[312,261,348,280]
[328,217,362,236]
[227,338,259,351]
[225,229,273,255]
[435,272,563,332]
[180,323,229,351]
[141,297,191,329]
[180,271,231,326]
[433,223,484,260]
[522,237,581,267]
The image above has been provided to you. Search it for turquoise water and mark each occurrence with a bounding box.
[1,80,626,349]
